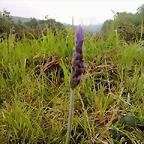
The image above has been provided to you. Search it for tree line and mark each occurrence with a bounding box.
[101,4,144,42]
[0,9,66,41]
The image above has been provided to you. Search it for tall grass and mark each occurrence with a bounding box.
[0,26,144,143]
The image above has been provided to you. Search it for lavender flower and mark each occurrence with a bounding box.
[70,25,86,90]
[66,25,85,144]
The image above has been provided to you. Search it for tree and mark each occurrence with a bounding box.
[137,4,144,14]
[0,9,16,35]
[101,19,113,32]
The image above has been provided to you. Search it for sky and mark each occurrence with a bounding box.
[1,0,144,25]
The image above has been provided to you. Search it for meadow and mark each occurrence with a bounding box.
[0,26,144,144]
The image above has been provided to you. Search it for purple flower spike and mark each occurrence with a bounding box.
[70,25,85,90]
[75,25,84,45]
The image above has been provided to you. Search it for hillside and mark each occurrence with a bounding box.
[82,24,102,33]
[11,16,103,33]
[11,16,32,23]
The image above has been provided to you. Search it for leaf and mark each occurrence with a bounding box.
[119,137,125,144]
[120,113,136,127]
[59,58,70,87]
[125,113,136,127]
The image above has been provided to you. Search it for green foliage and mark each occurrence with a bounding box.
[101,4,144,43]
[120,113,136,127]
[0,9,66,41]
[0,10,16,36]
[101,19,113,32]
[0,24,144,143]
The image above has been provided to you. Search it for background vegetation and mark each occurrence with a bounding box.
[0,4,144,144]
[101,4,144,43]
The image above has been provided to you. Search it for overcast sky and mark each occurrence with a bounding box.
[1,0,144,25]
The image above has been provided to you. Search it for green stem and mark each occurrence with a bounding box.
[65,88,75,144]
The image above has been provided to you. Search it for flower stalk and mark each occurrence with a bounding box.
[65,25,85,144]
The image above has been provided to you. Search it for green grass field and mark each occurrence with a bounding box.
[0,27,144,144]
